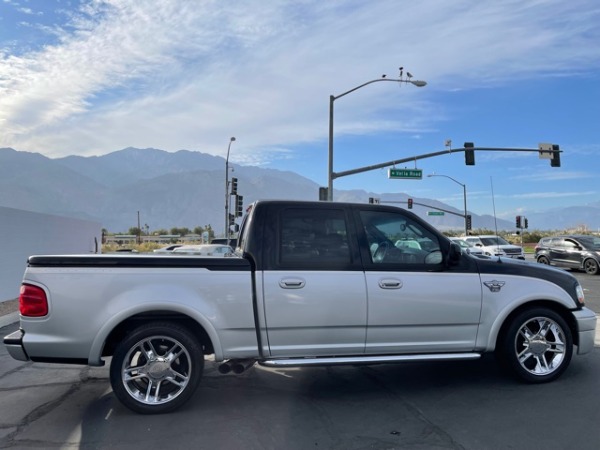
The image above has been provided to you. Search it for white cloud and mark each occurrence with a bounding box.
[0,0,599,162]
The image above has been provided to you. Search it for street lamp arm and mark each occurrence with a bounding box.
[427,173,468,236]
[327,74,427,201]
[332,77,426,101]
[428,173,464,188]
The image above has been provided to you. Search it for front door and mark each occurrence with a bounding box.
[357,209,482,354]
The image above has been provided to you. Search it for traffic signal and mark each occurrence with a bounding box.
[466,214,472,231]
[319,187,328,201]
[235,195,244,217]
[464,142,475,165]
[516,215,521,228]
[551,144,561,167]
[407,198,413,209]
[230,177,238,195]
[524,218,529,229]
[228,213,236,227]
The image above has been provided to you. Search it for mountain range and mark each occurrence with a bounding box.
[1,147,598,234]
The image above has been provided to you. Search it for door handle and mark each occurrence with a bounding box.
[378,278,403,289]
[279,278,306,289]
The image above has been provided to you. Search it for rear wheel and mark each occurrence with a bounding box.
[110,321,203,414]
[498,308,572,383]
[583,258,599,275]
[537,255,550,265]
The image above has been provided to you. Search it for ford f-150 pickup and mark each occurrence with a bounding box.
[4,200,597,414]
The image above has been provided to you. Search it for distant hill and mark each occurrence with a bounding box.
[2,147,597,233]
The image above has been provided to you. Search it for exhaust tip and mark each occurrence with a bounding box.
[218,363,232,374]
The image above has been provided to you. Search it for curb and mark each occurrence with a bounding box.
[0,312,19,329]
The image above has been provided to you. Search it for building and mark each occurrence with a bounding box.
[0,206,102,301]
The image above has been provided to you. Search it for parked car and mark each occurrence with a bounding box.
[449,238,485,256]
[171,244,234,256]
[461,235,525,259]
[535,235,600,275]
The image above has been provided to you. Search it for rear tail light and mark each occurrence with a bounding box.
[19,284,48,317]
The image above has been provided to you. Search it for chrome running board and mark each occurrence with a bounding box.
[259,353,481,368]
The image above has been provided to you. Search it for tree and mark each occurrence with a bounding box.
[170,227,190,236]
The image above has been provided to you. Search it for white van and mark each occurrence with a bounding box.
[461,235,524,259]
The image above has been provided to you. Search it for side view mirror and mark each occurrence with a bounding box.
[448,242,462,264]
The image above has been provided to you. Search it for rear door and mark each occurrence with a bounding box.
[549,238,569,266]
[261,205,367,357]
[356,207,482,354]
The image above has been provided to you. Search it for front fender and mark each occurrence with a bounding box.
[476,274,578,352]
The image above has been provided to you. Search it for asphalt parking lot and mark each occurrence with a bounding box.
[1,262,600,449]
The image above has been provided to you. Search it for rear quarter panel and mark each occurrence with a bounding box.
[20,264,256,365]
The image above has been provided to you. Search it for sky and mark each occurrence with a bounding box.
[1,0,600,223]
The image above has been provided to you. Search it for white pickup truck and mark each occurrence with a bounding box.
[4,200,596,414]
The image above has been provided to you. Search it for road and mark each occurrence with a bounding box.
[1,264,599,449]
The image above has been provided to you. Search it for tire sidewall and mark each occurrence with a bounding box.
[109,321,203,414]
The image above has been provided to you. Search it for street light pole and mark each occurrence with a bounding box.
[327,74,427,201]
[224,137,236,241]
[428,174,468,236]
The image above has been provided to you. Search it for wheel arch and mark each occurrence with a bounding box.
[494,300,579,351]
[582,257,599,274]
[102,311,214,357]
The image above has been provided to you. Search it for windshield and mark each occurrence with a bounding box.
[480,236,510,246]
[451,239,470,249]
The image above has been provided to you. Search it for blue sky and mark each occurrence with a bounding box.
[1,0,599,223]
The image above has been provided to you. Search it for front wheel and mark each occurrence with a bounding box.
[498,308,573,383]
[110,321,203,414]
[583,258,599,275]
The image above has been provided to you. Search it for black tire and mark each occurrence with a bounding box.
[583,258,599,275]
[537,256,550,265]
[109,321,203,414]
[498,308,572,383]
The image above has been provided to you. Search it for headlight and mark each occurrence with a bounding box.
[576,283,585,306]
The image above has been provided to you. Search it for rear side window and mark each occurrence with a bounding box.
[278,208,352,268]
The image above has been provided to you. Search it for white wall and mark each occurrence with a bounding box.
[0,206,102,301]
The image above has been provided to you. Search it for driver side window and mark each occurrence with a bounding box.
[360,210,442,265]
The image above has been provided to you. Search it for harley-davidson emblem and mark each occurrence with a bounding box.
[483,280,506,292]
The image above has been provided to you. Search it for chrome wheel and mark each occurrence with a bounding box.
[499,308,572,383]
[110,322,203,414]
[121,335,191,405]
[514,316,566,376]
[537,256,549,265]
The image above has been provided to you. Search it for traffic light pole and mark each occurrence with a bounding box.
[331,145,561,182]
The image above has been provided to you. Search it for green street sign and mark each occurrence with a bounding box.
[427,211,445,216]
[388,168,423,179]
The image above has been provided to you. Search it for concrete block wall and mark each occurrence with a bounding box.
[0,206,102,301]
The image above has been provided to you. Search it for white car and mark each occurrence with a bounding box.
[152,244,183,254]
[460,235,524,259]
[449,238,484,256]
[171,244,234,257]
